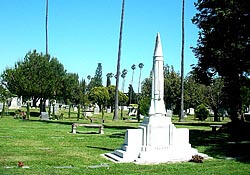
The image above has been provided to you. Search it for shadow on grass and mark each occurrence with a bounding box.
[87,146,114,151]
[27,119,73,126]
[189,123,250,163]
[103,125,137,130]
[108,132,125,139]
[74,131,100,135]
[174,122,221,127]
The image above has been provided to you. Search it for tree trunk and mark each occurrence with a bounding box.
[101,105,104,120]
[179,0,185,122]
[40,98,46,113]
[120,106,124,120]
[26,102,30,120]
[52,103,55,119]
[68,105,71,118]
[213,107,219,122]
[225,75,241,123]
[77,104,81,121]
[45,0,49,55]
[114,0,125,120]
[1,101,5,118]
[48,101,51,118]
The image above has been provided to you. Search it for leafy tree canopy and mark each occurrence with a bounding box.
[1,50,66,109]
[192,0,250,122]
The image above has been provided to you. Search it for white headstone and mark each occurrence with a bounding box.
[94,105,100,114]
[105,33,206,164]
[107,108,111,113]
[41,112,49,120]
[9,97,22,109]
[0,103,3,111]
[84,112,93,117]
[74,107,77,112]
[187,108,195,115]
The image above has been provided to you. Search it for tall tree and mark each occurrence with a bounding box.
[114,0,125,120]
[1,50,65,113]
[121,69,128,93]
[88,63,103,90]
[164,65,181,114]
[192,0,250,123]
[45,0,49,55]
[129,64,136,104]
[120,69,128,119]
[138,63,144,94]
[106,73,113,87]
[61,73,79,118]
[206,78,224,122]
[179,0,185,122]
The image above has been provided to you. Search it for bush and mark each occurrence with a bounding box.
[139,97,150,116]
[195,104,210,121]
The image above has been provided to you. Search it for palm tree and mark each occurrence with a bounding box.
[114,0,125,120]
[130,64,136,85]
[179,0,185,122]
[120,69,128,119]
[106,73,114,87]
[87,75,91,84]
[129,64,136,104]
[45,0,49,55]
[121,69,128,93]
[138,63,144,93]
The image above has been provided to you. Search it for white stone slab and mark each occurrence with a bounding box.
[41,112,49,120]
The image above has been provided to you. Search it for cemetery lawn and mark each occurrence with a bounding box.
[0,115,250,175]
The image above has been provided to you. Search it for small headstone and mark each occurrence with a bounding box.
[186,108,195,115]
[88,164,109,169]
[9,97,22,109]
[94,106,100,114]
[74,107,77,112]
[4,166,16,169]
[166,110,173,117]
[107,108,111,113]
[0,136,13,138]
[128,108,137,116]
[37,147,50,150]
[50,136,64,139]
[84,112,93,117]
[0,103,3,111]
[41,112,49,120]
[54,166,73,169]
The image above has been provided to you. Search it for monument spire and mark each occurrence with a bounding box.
[149,32,167,117]
[105,33,205,164]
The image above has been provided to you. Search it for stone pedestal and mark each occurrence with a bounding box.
[105,116,198,163]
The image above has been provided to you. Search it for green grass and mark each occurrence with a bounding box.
[0,112,250,175]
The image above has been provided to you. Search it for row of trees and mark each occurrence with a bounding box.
[139,64,250,122]
[0,50,130,119]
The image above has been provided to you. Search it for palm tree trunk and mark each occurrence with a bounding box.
[45,0,49,55]
[179,0,185,122]
[114,0,125,120]
[138,69,142,94]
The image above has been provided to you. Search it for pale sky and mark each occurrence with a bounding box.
[0,0,199,92]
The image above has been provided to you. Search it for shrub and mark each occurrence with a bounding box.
[139,97,150,116]
[195,104,210,121]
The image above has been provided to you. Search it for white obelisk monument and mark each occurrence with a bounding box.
[105,33,202,163]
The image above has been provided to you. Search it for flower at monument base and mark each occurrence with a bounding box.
[189,155,204,163]
[18,161,24,167]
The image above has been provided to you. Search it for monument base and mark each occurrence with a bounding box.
[105,116,206,164]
